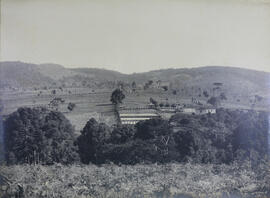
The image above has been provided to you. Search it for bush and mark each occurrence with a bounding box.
[67,102,76,112]
[220,92,227,100]
[77,118,112,164]
[0,99,4,113]
[207,96,220,106]
[4,107,79,165]
[149,97,158,107]
[110,89,125,105]
[51,90,56,95]
[232,111,269,164]
[4,162,269,198]
[110,125,135,144]
[48,97,65,111]
[99,139,159,164]
[203,91,209,97]
[162,86,168,91]
[77,109,269,165]
[134,118,172,140]
[170,110,269,164]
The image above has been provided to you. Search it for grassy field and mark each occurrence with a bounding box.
[1,87,269,134]
[1,88,183,131]
[1,162,269,198]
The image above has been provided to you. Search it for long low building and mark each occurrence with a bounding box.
[119,113,160,125]
[178,107,216,114]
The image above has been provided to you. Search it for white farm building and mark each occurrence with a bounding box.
[119,113,160,125]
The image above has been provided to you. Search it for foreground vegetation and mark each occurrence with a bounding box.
[3,107,269,166]
[1,161,270,198]
[1,106,270,197]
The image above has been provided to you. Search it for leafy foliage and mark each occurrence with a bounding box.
[0,99,4,113]
[207,96,220,106]
[231,111,269,164]
[48,97,65,111]
[135,118,172,140]
[67,102,76,112]
[110,125,135,144]
[3,107,79,165]
[76,118,112,164]
[162,86,168,91]
[203,90,209,98]
[110,89,125,105]
[77,109,269,165]
[219,92,227,100]
[149,97,158,107]
[2,162,269,198]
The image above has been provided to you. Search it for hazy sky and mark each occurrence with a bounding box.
[1,0,270,73]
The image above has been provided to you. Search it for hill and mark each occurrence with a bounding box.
[0,62,56,88]
[1,61,269,99]
[0,62,126,89]
[129,66,270,97]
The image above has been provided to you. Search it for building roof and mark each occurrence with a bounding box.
[121,117,151,121]
[119,113,159,117]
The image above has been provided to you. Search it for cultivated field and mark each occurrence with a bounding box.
[1,87,269,135]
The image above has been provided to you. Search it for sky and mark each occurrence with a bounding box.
[1,0,270,74]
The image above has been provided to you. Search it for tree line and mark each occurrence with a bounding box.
[1,106,269,166]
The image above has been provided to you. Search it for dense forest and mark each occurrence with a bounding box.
[2,107,269,166]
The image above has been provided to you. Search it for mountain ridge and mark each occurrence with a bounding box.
[1,61,269,99]
[2,61,269,75]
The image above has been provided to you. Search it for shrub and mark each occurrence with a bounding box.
[220,92,227,100]
[207,96,220,106]
[67,102,76,112]
[162,86,168,91]
[48,97,65,111]
[77,118,112,164]
[232,111,269,164]
[110,125,135,144]
[134,118,172,140]
[203,91,209,98]
[99,139,159,164]
[0,99,4,113]
[170,110,269,164]
[76,109,269,165]
[110,89,125,105]
[149,97,158,107]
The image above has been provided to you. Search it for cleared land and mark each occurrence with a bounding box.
[2,87,269,135]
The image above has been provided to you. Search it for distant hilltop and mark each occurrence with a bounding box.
[0,61,269,99]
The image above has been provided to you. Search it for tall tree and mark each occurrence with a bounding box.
[207,96,220,107]
[149,97,158,108]
[4,107,79,165]
[110,89,125,105]
[77,118,111,164]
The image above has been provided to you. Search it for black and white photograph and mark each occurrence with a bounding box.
[0,0,270,197]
